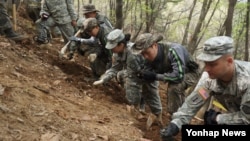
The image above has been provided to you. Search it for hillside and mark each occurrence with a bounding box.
[0,6,196,141]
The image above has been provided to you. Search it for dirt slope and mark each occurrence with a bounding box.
[0,6,193,141]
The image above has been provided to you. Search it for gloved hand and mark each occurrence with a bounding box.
[160,123,179,141]
[41,13,49,20]
[204,109,221,125]
[137,70,157,81]
[106,61,112,70]
[93,79,104,85]
[69,36,82,43]
[88,53,97,62]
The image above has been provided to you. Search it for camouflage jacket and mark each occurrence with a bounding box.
[172,60,250,128]
[40,0,77,24]
[77,13,113,30]
[101,42,145,82]
[26,0,41,8]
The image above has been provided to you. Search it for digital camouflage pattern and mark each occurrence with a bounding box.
[143,41,200,114]
[197,36,234,62]
[171,36,250,128]
[172,60,250,129]
[100,30,162,115]
[36,0,77,43]
[131,33,163,54]
[0,0,13,30]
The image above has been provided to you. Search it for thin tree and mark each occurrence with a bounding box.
[182,0,197,45]
[218,0,237,36]
[187,0,213,54]
[115,0,123,29]
[244,0,250,61]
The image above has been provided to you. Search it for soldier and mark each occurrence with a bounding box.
[69,18,112,79]
[67,4,113,60]
[131,33,200,115]
[35,0,77,44]
[0,0,27,41]
[25,0,61,38]
[92,29,163,129]
[160,36,250,140]
[77,4,113,30]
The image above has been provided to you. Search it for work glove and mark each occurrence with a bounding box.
[204,109,221,125]
[160,123,179,141]
[69,36,82,43]
[88,53,97,63]
[137,70,157,81]
[93,79,104,85]
[41,13,49,20]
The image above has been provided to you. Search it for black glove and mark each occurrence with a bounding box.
[160,123,179,141]
[137,70,157,81]
[69,36,82,43]
[204,109,221,125]
[106,61,112,70]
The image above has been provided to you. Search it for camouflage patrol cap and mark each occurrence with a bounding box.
[131,33,163,54]
[106,29,125,49]
[197,36,234,62]
[82,4,100,14]
[82,18,99,32]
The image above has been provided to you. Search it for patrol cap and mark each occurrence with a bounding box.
[131,33,163,54]
[106,29,125,49]
[82,18,99,33]
[82,4,100,14]
[197,36,234,62]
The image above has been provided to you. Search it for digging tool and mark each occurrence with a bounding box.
[59,29,82,57]
[12,0,16,31]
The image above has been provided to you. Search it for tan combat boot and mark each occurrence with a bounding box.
[146,112,164,130]
[156,112,164,128]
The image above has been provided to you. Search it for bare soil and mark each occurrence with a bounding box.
[0,6,202,141]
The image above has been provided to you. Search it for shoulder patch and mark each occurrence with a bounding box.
[198,87,210,100]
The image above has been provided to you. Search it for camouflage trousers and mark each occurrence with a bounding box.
[35,17,75,43]
[0,3,12,31]
[89,56,109,79]
[125,75,162,115]
[167,70,200,114]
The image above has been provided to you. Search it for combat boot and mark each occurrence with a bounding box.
[146,113,156,130]
[139,103,147,115]
[4,28,28,41]
[146,112,163,130]
[155,112,164,128]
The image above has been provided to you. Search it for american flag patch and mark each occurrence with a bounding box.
[198,88,210,100]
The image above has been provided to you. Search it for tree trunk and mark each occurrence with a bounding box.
[187,0,212,54]
[182,0,197,46]
[218,0,237,36]
[115,0,123,29]
[109,0,116,25]
[244,0,250,61]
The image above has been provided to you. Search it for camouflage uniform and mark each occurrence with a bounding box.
[160,36,250,141]
[70,4,113,59]
[35,0,77,43]
[25,0,61,37]
[132,33,200,114]
[95,29,162,115]
[0,0,12,31]
[0,0,27,40]
[71,13,113,59]
[171,36,250,129]
[69,18,112,78]
[77,14,113,31]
